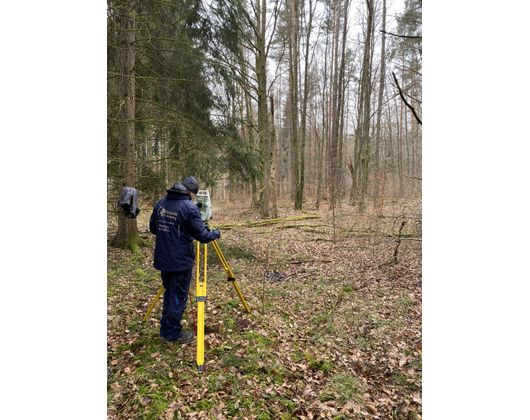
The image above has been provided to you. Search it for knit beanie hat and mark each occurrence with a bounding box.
[181,176,199,194]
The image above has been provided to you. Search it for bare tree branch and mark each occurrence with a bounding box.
[380,30,421,40]
[392,72,422,125]
[400,174,422,180]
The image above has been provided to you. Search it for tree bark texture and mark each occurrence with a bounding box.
[373,0,386,204]
[299,0,315,211]
[270,94,278,218]
[288,0,302,210]
[353,0,374,211]
[111,0,138,248]
[258,0,271,218]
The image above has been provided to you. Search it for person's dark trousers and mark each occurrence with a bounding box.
[160,270,193,341]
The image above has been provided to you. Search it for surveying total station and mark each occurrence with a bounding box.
[195,190,212,223]
[141,189,250,373]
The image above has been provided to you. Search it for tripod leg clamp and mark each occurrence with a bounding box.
[196,296,208,302]
[227,277,235,282]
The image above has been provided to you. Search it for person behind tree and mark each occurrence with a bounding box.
[149,176,220,343]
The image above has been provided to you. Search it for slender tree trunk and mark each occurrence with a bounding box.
[327,0,338,210]
[334,0,349,207]
[353,0,374,211]
[316,15,331,210]
[374,0,386,204]
[315,100,325,209]
[299,0,315,211]
[270,94,278,217]
[342,87,350,199]
[242,48,259,209]
[398,51,405,196]
[289,0,302,210]
[277,65,283,199]
[258,0,271,218]
[286,81,294,201]
[111,0,138,248]
[410,83,416,195]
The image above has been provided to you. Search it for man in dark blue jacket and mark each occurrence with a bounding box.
[149,176,220,344]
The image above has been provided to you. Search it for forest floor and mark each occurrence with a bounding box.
[107,198,422,420]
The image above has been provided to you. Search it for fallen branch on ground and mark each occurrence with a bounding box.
[287,259,333,264]
[385,233,422,241]
[214,215,321,229]
[392,221,407,264]
[400,174,422,181]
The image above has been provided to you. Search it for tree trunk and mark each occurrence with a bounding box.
[289,0,302,210]
[353,0,374,211]
[258,0,271,218]
[110,0,138,248]
[398,51,405,196]
[334,0,350,208]
[299,0,315,211]
[410,83,416,196]
[316,14,330,210]
[373,0,386,205]
[316,17,332,210]
[270,94,278,218]
[327,0,338,211]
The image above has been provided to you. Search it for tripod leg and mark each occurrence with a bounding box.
[229,280,250,313]
[211,240,231,274]
[211,240,250,313]
[140,285,164,324]
[196,242,207,373]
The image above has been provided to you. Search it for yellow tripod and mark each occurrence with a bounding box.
[196,239,250,372]
[140,238,250,373]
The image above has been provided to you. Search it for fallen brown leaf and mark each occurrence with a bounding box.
[365,403,377,414]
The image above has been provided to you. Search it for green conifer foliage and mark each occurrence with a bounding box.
[107,0,261,201]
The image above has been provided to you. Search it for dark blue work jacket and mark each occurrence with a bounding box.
[149,184,218,272]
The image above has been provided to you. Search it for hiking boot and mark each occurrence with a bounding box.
[168,332,195,344]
